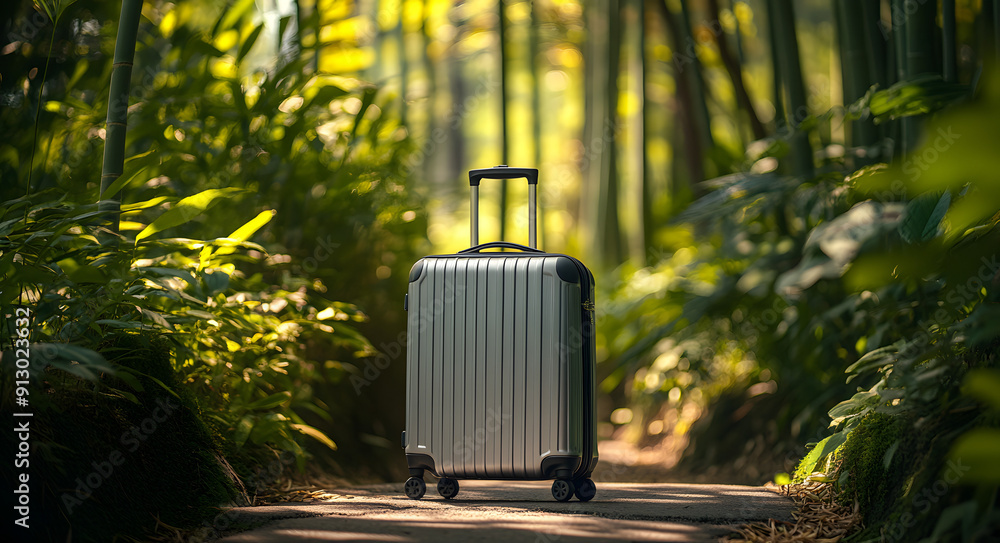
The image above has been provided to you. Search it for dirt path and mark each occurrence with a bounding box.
[211,480,792,542]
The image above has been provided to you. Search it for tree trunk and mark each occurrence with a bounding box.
[98,0,144,245]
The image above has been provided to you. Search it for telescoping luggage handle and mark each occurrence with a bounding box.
[468,165,539,249]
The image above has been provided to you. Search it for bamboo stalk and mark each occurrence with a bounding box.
[891,0,907,83]
[654,0,704,187]
[836,0,876,166]
[640,0,652,264]
[708,0,765,141]
[498,0,509,242]
[677,0,716,156]
[766,0,785,135]
[26,17,58,202]
[994,0,1000,61]
[598,0,623,265]
[942,0,956,82]
[420,0,435,183]
[396,0,408,126]
[627,0,646,263]
[98,0,144,244]
[767,0,813,178]
[529,0,543,247]
[896,0,936,158]
[581,0,600,251]
[583,0,624,265]
[729,0,745,64]
[904,0,937,76]
[860,0,887,89]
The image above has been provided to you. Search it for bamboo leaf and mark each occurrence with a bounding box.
[229,209,276,242]
[350,87,378,139]
[828,390,878,419]
[32,1,55,22]
[31,343,114,380]
[234,415,255,446]
[290,423,338,451]
[135,188,245,242]
[845,345,899,374]
[117,367,182,399]
[899,192,950,243]
[948,429,1000,483]
[134,266,196,285]
[796,429,851,479]
[213,0,256,36]
[136,306,173,329]
[962,369,1000,409]
[66,264,110,284]
[203,270,229,295]
[121,196,174,212]
[247,390,292,410]
[237,23,264,62]
[182,309,217,320]
[113,369,145,392]
[99,148,157,200]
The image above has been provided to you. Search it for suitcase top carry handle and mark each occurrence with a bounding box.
[468,166,538,186]
[468,165,538,249]
[458,241,544,254]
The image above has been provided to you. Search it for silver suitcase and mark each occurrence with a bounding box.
[401,166,598,502]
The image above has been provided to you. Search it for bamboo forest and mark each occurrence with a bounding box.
[2,0,999,541]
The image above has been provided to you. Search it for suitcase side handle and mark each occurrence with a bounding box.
[458,241,544,254]
[468,165,538,249]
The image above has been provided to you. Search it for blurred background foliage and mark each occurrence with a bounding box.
[1,0,999,540]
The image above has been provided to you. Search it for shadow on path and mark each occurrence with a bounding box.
[215,481,792,542]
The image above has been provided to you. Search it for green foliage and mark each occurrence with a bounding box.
[602,69,1000,536]
[1,187,370,461]
[867,75,971,123]
[1,2,428,539]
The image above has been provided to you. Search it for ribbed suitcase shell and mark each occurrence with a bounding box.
[403,252,597,480]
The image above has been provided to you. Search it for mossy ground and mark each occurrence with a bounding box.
[4,333,242,542]
[809,410,984,542]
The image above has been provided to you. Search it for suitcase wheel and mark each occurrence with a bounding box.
[404,477,426,500]
[573,478,597,502]
[437,477,460,499]
[551,479,575,502]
